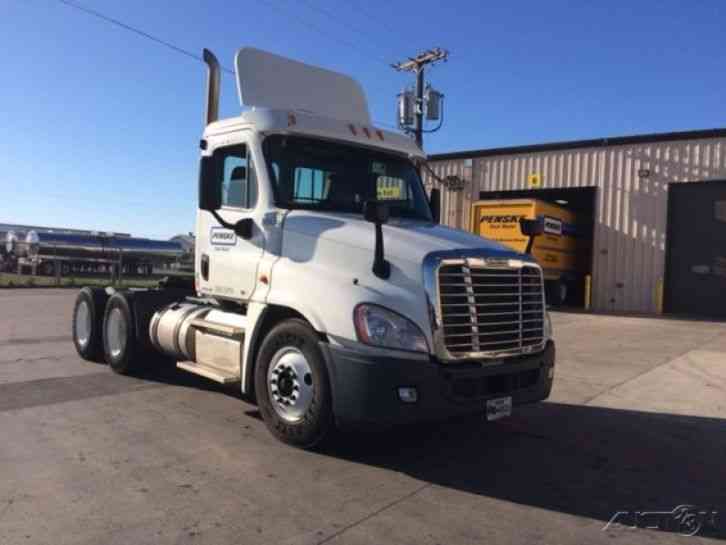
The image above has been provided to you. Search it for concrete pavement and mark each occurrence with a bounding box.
[1,289,725,544]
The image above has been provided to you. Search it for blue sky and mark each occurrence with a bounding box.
[1,0,725,239]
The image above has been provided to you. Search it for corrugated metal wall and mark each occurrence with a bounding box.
[425,136,726,313]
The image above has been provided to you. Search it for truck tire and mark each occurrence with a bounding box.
[72,287,109,362]
[102,292,141,375]
[254,319,334,449]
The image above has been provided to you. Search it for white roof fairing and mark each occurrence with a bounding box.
[203,109,425,159]
[235,48,371,125]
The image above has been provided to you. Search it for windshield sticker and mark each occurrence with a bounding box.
[378,185,402,199]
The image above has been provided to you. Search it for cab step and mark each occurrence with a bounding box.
[177,361,240,384]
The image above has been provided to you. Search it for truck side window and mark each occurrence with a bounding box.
[215,144,258,209]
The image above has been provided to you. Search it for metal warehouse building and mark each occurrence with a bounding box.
[425,128,726,317]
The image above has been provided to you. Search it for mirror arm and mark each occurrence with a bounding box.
[210,210,253,240]
[525,235,537,254]
[211,209,234,231]
[372,222,391,279]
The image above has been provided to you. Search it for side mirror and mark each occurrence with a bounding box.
[519,218,544,237]
[519,218,544,254]
[233,218,253,240]
[429,188,441,224]
[363,200,390,225]
[198,156,221,212]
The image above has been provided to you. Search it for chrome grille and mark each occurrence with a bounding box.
[437,263,545,358]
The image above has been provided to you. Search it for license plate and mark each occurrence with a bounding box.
[486,396,512,421]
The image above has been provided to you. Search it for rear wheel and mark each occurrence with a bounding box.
[254,319,333,448]
[103,292,139,374]
[72,287,109,362]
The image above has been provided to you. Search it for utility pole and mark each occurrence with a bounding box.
[392,48,448,148]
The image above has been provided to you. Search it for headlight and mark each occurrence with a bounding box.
[354,304,429,353]
[544,311,553,340]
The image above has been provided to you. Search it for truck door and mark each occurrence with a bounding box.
[198,141,264,301]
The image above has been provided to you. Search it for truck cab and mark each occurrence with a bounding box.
[71,47,555,448]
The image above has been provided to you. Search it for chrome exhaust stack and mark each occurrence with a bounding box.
[203,48,220,126]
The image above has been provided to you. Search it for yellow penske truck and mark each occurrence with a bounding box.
[471,199,582,306]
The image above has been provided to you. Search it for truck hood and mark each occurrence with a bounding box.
[282,210,523,265]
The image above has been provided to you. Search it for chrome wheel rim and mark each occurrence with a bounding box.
[106,307,127,359]
[75,300,91,348]
[267,346,314,423]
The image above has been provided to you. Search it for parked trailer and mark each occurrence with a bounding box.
[70,47,556,448]
[8,231,183,277]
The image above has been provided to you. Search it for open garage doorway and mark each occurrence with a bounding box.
[665,181,726,318]
[475,187,597,309]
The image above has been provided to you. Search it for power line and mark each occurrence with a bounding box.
[54,0,401,130]
[295,0,396,62]
[336,0,401,37]
[55,0,235,75]
[258,0,392,68]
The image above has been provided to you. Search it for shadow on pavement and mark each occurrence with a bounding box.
[129,360,725,538]
[321,402,726,539]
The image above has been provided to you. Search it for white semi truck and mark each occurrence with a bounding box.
[71,47,555,448]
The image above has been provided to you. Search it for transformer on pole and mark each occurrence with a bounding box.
[392,48,448,148]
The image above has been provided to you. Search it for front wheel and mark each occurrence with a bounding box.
[254,319,333,449]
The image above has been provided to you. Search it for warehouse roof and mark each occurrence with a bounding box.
[429,127,726,161]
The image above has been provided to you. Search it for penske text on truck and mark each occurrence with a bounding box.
[70,47,556,448]
[471,198,582,306]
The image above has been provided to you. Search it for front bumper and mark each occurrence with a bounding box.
[320,341,555,430]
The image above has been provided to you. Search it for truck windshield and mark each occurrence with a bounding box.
[263,135,432,221]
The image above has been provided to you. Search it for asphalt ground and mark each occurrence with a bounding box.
[1,288,725,545]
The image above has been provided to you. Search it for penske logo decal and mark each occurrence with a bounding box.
[210,227,237,246]
[479,214,526,224]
